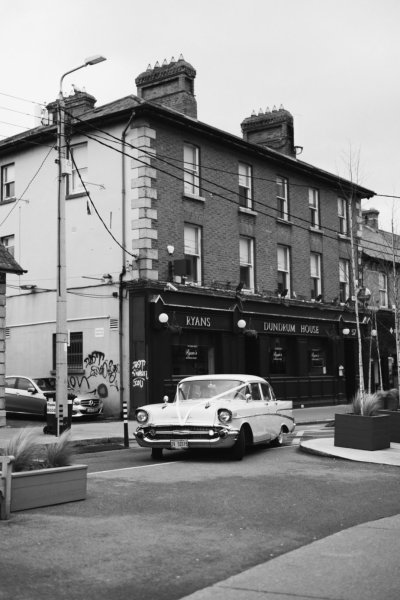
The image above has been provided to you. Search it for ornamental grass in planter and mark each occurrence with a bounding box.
[334,390,391,451]
[0,428,87,517]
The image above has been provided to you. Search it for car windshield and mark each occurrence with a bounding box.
[33,378,56,392]
[177,379,245,401]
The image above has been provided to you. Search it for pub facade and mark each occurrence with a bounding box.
[129,281,360,410]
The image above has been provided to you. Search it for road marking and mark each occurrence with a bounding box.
[89,461,177,475]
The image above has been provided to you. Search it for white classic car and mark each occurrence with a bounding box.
[134,374,295,460]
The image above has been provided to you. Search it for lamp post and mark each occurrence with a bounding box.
[55,55,106,436]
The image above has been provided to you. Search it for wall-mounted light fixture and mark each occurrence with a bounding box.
[237,318,258,338]
[167,245,175,281]
[158,311,182,334]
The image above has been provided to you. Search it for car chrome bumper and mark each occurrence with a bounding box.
[134,426,239,449]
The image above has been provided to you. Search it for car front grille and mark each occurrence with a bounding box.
[145,425,217,440]
[79,398,101,408]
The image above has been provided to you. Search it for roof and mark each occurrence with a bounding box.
[0,244,25,274]
[0,93,375,198]
[362,225,400,262]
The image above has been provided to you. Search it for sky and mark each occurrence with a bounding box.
[1,0,400,231]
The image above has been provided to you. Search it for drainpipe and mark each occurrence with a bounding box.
[120,110,136,446]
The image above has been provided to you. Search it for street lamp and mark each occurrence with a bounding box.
[55,55,106,436]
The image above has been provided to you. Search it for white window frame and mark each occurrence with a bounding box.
[339,259,350,302]
[184,224,202,284]
[338,197,348,235]
[238,162,252,209]
[0,234,15,257]
[1,163,15,201]
[276,176,288,220]
[69,144,87,195]
[239,236,255,291]
[379,272,388,307]
[309,188,320,229]
[277,245,291,296]
[310,252,322,299]
[183,144,200,196]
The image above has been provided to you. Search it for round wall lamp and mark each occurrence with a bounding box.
[159,313,169,324]
[342,327,350,336]
[237,319,247,330]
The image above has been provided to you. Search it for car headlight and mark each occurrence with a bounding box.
[136,409,149,424]
[73,398,81,405]
[218,408,232,423]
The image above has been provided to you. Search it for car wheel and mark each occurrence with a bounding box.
[231,427,246,461]
[151,448,163,460]
[271,427,285,447]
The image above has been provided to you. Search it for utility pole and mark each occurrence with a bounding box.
[55,56,106,436]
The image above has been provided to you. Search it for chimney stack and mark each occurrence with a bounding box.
[135,55,197,118]
[362,208,380,231]
[241,106,295,157]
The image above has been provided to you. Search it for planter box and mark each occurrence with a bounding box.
[10,464,88,512]
[378,410,400,443]
[334,413,391,451]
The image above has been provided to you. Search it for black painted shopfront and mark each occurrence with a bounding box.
[128,283,359,413]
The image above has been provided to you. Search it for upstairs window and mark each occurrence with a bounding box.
[379,272,388,307]
[339,259,350,303]
[183,144,200,196]
[276,176,288,220]
[239,236,254,291]
[309,188,320,229]
[1,163,15,201]
[277,245,291,296]
[0,234,15,257]
[338,197,348,235]
[69,144,87,195]
[184,224,202,284]
[52,331,83,372]
[310,252,322,299]
[238,162,252,209]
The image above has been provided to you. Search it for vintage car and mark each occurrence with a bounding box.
[134,374,295,460]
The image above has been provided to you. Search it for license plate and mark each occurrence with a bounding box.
[86,407,98,413]
[171,439,188,449]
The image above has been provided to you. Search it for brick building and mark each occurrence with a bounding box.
[0,56,374,416]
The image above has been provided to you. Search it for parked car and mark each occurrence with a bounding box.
[4,376,103,418]
[134,374,295,460]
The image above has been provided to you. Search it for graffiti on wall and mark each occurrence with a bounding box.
[68,350,119,399]
[132,359,148,388]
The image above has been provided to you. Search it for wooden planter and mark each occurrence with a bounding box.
[334,413,391,451]
[10,464,88,512]
[378,410,400,443]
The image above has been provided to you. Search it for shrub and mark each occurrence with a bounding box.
[1,428,40,472]
[352,391,384,416]
[43,431,73,468]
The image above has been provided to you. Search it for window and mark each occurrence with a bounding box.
[1,163,15,201]
[69,144,87,194]
[277,245,291,296]
[338,197,348,235]
[238,162,252,209]
[309,188,320,229]
[184,225,202,284]
[310,253,322,299]
[339,259,350,303]
[183,144,200,195]
[0,234,15,257]
[379,272,388,307]
[52,331,83,371]
[239,236,254,290]
[276,176,288,220]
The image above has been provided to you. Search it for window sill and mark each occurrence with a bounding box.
[239,207,257,216]
[0,197,16,205]
[309,226,323,235]
[66,192,87,200]
[276,218,292,226]
[338,233,350,240]
[183,192,206,203]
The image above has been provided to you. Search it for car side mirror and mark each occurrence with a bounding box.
[163,395,169,403]
[245,393,252,402]
[28,386,37,394]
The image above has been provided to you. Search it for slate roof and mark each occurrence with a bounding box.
[362,225,400,263]
[0,244,24,274]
